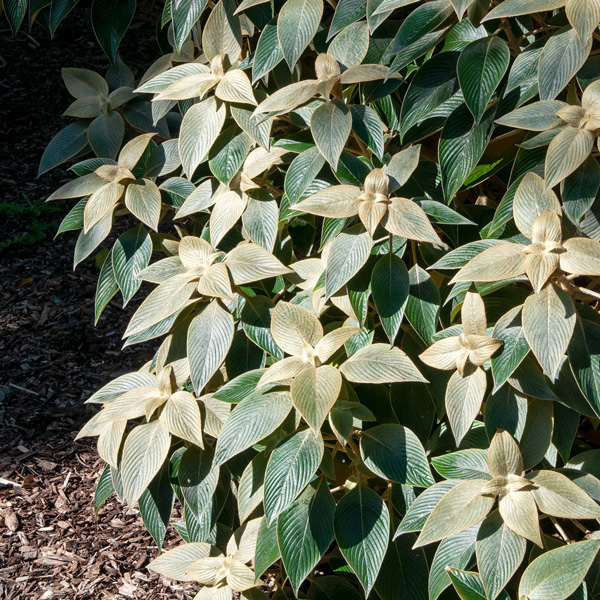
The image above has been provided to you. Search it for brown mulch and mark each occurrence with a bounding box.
[0,237,201,600]
[0,3,200,599]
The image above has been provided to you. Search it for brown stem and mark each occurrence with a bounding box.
[347,434,360,458]
[501,18,521,56]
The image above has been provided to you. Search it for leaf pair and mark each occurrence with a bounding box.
[176,146,286,247]
[414,431,600,548]
[78,366,204,502]
[452,174,600,295]
[141,54,256,106]
[252,53,397,119]
[149,518,262,597]
[127,238,290,337]
[297,147,443,244]
[259,301,425,430]
[420,291,501,443]
[498,80,600,189]
[60,67,134,159]
[48,133,159,231]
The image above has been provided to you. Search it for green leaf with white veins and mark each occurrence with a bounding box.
[238,453,268,523]
[561,157,600,225]
[277,478,335,594]
[446,367,488,445]
[214,389,293,466]
[545,126,595,190]
[188,301,235,395]
[124,179,162,231]
[360,423,435,487]
[91,0,135,62]
[328,0,368,38]
[138,462,174,551]
[522,283,576,381]
[476,511,526,600]
[400,51,460,135]
[439,103,495,202]
[311,101,352,171]
[95,252,119,324]
[458,36,510,124]
[384,145,421,193]
[252,18,285,83]
[243,193,279,252]
[513,172,561,239]
[87,371,156,404]
[231,103,272,151]
[334,484,390,596]
[178,97,226,178]
[111,225,152,306]
[178,446,219,519]
[351,105,385,161]
[428,526,480,600]
[159,391,204,448]
[74,208,114,268]
[123,274,197,337]
[202,0,242,63]
[495,100,568,132]
[371,253,409,344]
[172,0,209,51]
[483,0,564,21]
[490,306,530,392]
[291,365,342,430]
[395,480,461,536]
[121,421,171,506]
[519,398,554,469]
[329,21,369,68]
[147,541,212,581]
[568,318,600,417]
[526,469,600,519]
[538,26,593,101]
[448,568,512,600]
[278,0,324,69]
[406,264,440,344]
[241,295,283,360]
[519,540,600,600]
[4,0,27,34]
[88,112,125,160]
[325,223,372,299]
[208,127,252,185]
[225,243,292,285]
[284,146,327,205]
[431,449,491,481]
[340,344,427,384]
[263,428,324,522]
[450,0,475,19]
[414,479,494,547]
[566,0,600,42]
[375,534,429,600]
[39,121,90,176]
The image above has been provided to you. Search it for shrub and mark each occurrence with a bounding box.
[12,0,600,597]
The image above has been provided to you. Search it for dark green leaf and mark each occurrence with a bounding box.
[264,428,324,522]
[334,485,390,596]
[91,0,136,61]
[371,253,409,344]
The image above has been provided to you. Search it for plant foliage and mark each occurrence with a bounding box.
[14,0,600,597]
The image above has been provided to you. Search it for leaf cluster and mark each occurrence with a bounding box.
[21,0,600,598]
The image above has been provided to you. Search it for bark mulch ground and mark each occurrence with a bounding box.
[0,3,200,598]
